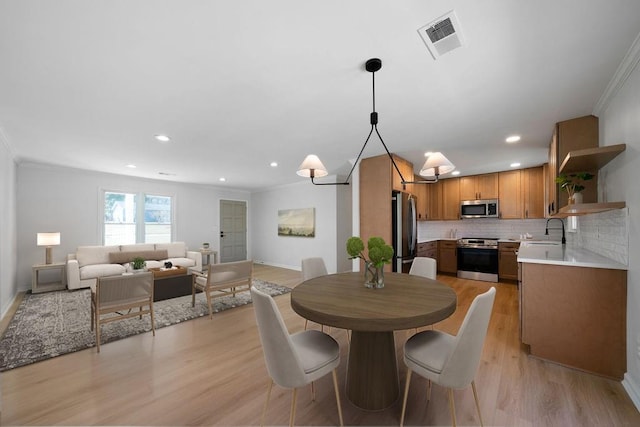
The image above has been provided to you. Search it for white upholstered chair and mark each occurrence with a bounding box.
[400,287,496,427]
[91,271,155,353]
[409,256,437,279]
[408,257,438,334]
[192,259,253,319]
[301,257,328,331]
[251,287,343,427]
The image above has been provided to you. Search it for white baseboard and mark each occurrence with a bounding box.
[253,260,301,272]
[623,373,640,411]
[1,291,19,321]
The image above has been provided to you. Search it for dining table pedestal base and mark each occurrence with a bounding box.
[346,330,399,411]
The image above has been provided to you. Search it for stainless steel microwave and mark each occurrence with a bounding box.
[460,199,499,218]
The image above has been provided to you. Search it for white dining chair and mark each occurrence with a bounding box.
[301,257,328,331]
[409,257,437,279]
[408,257,438,334]
[251,287,344,427]
[400,287,496,427]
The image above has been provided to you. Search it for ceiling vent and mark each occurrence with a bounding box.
[417,10,465,59]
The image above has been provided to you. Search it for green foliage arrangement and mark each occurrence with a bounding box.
[132,257,146,270]
[555,172,594,199]
[346,236,394,268]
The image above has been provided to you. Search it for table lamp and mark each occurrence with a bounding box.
[37,232,60,264]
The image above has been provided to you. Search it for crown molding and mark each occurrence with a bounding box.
[594,32,640,115]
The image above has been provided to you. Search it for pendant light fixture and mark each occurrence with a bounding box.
[297,58,455,185]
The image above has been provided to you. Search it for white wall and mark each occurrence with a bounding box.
[251,180,351,273]
[0,131,17,318]
[596,40,640,406]
[16,162,250,291]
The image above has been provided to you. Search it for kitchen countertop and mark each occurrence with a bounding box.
[517,242,627,270]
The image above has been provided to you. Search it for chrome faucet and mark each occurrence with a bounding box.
[545,218,566,245]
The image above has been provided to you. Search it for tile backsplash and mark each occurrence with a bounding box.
[417,208,628,266]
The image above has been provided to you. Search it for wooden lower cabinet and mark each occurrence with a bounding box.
[520,262,626,379]
[437,240,457,274]
[498,242,519,280]
[417,241,437,259]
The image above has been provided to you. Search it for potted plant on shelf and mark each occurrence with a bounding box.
[555,172,594,204]
[346,236,394,288]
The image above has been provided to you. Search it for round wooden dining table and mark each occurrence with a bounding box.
[290,271,457,411]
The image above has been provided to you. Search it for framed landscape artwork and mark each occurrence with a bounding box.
[278,208,315,237]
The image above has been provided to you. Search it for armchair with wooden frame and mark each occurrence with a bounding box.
[91,271,155,353]
[192,259,253,319]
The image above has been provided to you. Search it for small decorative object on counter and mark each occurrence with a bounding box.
[164,261,173,269]
[202,242,210,249]
[346,236,394,289]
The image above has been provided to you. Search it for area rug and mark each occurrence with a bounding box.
[0,279,290,371]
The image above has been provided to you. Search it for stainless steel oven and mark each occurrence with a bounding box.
[457,237,499,282]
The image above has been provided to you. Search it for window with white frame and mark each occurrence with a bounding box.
[103,191,173,245]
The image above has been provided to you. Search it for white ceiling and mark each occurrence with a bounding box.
[1,1,640,191]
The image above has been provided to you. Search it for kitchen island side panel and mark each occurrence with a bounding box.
[521,262,626,379]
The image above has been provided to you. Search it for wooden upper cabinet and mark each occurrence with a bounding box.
[428,181,443,220]
[442,178,460,220]
[498,170,522,219]
[414,175,429,221]
[459,173,498,200]
[391,156,415,193]
[548,115,599,215]
[522,166,545,219]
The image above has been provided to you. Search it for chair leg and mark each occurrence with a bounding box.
[191,284,196,307]
[471,380,484,427]
[426,379,432,403]
[260,379,273,427]
[332,369,344,427]
[206,288,213,319]
[448,388,457,427]
[150,301,156,337]
[400,369,412,427]
[311,381,315,401]
[96,317,101,353]
[304,319,309,330]
[289,388,298,427]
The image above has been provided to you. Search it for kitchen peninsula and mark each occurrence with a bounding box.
[518,242,627,379]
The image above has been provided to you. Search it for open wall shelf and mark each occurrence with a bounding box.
[553,202,626,218]
[559,144,626,173]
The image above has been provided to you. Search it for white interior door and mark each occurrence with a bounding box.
[219,199,247,263]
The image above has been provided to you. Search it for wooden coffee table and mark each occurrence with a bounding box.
[147,267,194,301]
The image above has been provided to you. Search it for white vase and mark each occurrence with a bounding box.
[573,192,583,204]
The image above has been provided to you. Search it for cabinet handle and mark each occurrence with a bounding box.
[525,210,528,218]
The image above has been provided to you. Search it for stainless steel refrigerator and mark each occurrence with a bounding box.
[392,191,417,273]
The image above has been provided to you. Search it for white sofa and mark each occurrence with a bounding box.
[66,242,202,290]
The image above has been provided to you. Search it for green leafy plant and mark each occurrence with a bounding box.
[346,236,394,268]
[555,172,594,200]
[132,257,146,270]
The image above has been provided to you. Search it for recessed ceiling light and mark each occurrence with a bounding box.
[270,162,278,167]
[424,151,434,157]
[510,162,521,168]
[506,135,521,143]
[451,170,461,176]
[126,164,136,169]
[155,134,171,142]
[219,177,226,182]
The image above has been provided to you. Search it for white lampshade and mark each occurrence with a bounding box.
[37,232,61,247]
[296,154,329,178]
[419,152,455,177]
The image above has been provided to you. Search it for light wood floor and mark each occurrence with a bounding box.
[1,263,639,426]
